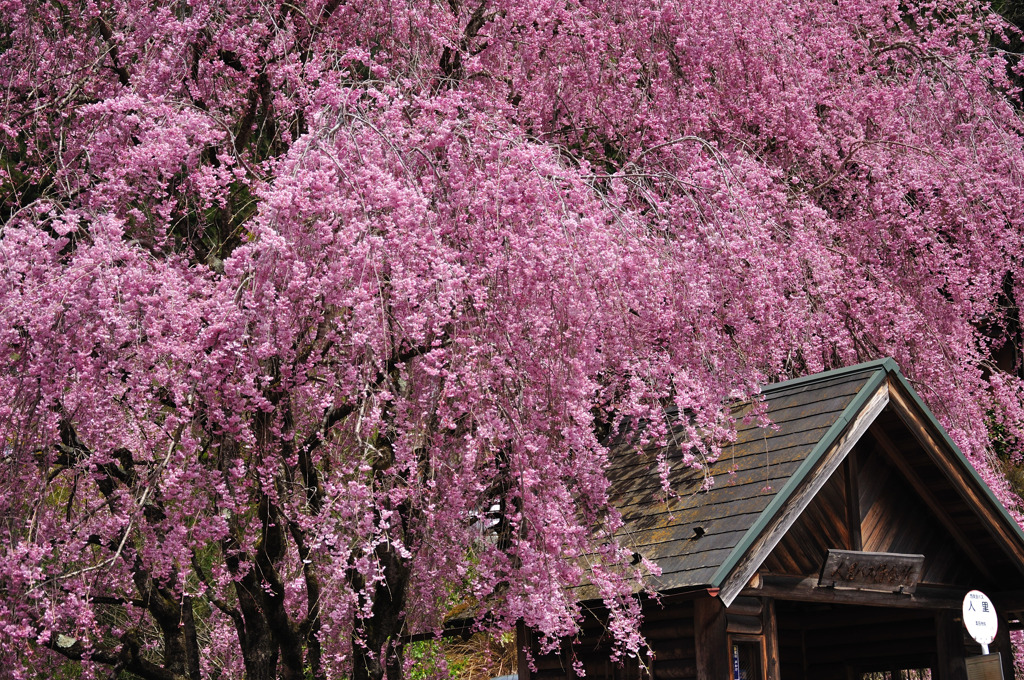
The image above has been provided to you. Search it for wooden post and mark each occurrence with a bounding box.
[695,596,730,680]
[992,613,1015,680]
[935,610,968,680]
[517,621,532,680]
[762,597,780,680]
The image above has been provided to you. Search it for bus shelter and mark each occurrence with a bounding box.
[520,360,1024,680]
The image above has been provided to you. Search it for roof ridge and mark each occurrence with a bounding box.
[757,357,898,394]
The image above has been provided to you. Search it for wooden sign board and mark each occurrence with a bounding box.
[966,654,1004,680]
[817,550,925,593]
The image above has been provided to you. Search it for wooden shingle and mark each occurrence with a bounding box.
[610,364,879,593]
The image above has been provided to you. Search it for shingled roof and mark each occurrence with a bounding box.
[608,358,1024,606]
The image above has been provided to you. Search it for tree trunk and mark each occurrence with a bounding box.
[352,545,410,680]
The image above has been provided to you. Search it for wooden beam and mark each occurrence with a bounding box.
[987,590,1024,614]
[726,597,763,618]
[718,383,890,604]
[694,597,729,680]
[743,574,968,610]
[869,426,998,584]
[780,607,932,630]
[886,379,1024,576]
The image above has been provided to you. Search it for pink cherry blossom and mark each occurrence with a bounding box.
[2,0,1024,677]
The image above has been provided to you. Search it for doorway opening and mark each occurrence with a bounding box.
[775,601,939,680]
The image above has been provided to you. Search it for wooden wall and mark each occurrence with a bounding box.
[526,599,698,680]
[762,440,990,589]
[523,596,778,680]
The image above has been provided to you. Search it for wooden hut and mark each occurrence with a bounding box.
[520,359,1024,680]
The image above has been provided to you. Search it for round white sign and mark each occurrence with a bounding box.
[962,590,998,645]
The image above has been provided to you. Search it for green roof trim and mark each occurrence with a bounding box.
[707,361,891,589]
[756,357,899,394]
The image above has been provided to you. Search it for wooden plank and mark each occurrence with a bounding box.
[614,485,790,528]
[727,422,837,451]
[639,599,696,622]
[729,407,853,444]
[730,408,850,446]
[613,460,802,511]
[754,392,867,423]
[605,409,842,474]
[608,432,824,487]
[651,660,698,679]
[655,549,742,576]
[647,638,697,661]
[726,596,762,618]
[765,471,852,576]
[619,474,790,518]
[710,461,804,494]
[844,451,862,550]
[855,453,968,586]
[817,549,925,594]
[868,425,998,584]
[694,597,729,680]
[751,373,874,408]
[624,530,749,561]
[700,413,842,459]
[717,382,890,605]
[606,372,870,474]
[615,476,784,516]
[619,514,764,549]
[618,492,774,527]
[610,440,820,499]
[713,440,819,472]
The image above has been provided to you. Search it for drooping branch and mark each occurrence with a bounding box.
[43,631,184,680]
[44,421,201,679]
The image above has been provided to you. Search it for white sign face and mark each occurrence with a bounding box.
[962,590,998,645]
